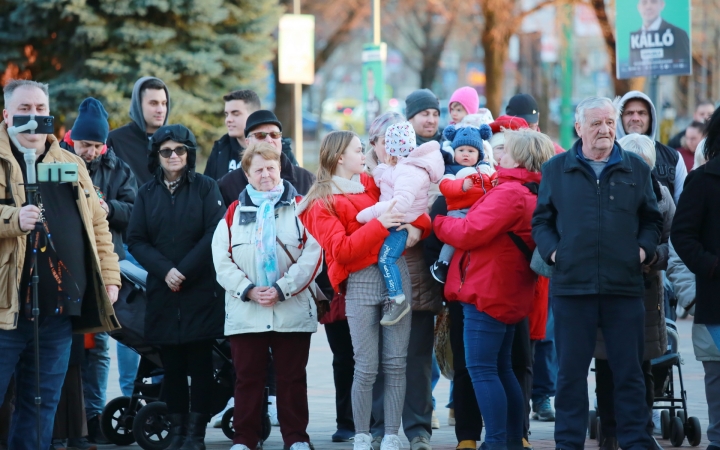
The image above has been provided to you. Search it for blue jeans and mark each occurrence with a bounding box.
[81,332,110,418]
[463,303,524,448]
[532,297,557,403]
[378,228,408,299]
[0,315,72,450]
[431,350,440,410]
[117,341,140,397]
[553,295,652,450]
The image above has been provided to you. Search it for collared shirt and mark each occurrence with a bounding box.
[642,16,662,32]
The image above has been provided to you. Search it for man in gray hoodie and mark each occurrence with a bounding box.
[107,77,171,186]
[615,91,687,204]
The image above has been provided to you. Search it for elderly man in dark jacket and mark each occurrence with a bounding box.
[217,110,314,203]
[532,96,663,450]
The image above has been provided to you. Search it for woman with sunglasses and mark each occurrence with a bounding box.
[127,124,226,450]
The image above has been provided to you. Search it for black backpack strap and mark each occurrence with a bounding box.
[507,232,533,262]
[523,182,539,195]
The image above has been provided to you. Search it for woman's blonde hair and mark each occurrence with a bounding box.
[240,141,280,173]
[504,129,556,172]
[301,131,358,214]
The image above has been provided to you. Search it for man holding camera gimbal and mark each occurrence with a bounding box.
[0,79,121,450]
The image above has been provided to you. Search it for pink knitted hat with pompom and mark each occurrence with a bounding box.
[449,87,480,116]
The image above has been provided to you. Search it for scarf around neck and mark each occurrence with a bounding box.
[246,182,285,286]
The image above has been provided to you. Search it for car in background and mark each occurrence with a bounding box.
[322,98,365,132]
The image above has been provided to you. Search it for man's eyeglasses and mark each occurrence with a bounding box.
[158,146,189,158]
[249,131,282,140]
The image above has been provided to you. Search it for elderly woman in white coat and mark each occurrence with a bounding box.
[212,142,322,450]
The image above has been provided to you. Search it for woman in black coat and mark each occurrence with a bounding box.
[671,108,720,450]
[127,124,225,450]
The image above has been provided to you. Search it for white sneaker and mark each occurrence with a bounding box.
[431,410,440,429]
[289,443,311,450]
[213,398,235,428]
[268,395,279,426]
[230,445,251,450]
[354,433,374,450]
[380,435,403,450]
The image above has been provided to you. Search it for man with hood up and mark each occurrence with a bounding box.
[107,77,171,186]
[615,91,687,204]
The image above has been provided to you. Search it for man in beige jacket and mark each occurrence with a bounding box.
[0,79,120,450]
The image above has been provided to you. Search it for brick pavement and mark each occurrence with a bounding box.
[102,317,710,450]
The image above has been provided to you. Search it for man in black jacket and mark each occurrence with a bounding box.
[204,90,260,180]
[532,96,663,450]
[615,90,687,204]
[217,110,314,204]
[106,77,170,186]
[59,97,138,445]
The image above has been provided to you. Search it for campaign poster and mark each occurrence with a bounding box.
[615,0,691,79]
[362,43,386,132]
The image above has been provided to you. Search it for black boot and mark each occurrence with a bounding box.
[179,413,209,450]
[166,414,187,450]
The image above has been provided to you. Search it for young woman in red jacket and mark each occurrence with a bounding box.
[298,131,431,450]
[433,129,555,450]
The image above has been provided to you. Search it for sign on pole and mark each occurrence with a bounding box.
[279,14,315,85]
[362,43,386,132]
[615,0,691,79]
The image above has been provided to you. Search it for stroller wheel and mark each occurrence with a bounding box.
[133,402,171,450]
[221,407,272,442]
[677,409,687,424]
[685,416,702,447]
[102,396,141,446]
[670,416,685,447]
[588,410,597,440]
[661,410,671,440]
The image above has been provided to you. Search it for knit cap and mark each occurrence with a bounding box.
[385,122,416,157]
[443,124,492,161]
[405,89,440,120]
[449,87,480,117]
[71,97,109,144]
[460,109,494,127]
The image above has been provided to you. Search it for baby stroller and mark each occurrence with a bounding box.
[588,320,702,447]
[101,260,272,449]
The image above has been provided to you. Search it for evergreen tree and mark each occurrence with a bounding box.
[0,0,281,156]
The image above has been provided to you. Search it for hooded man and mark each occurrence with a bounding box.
[106,77,171,186]
[616,91,687,204]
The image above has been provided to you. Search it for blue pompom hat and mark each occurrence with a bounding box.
[443,123,492,160]
[71,97,109,144]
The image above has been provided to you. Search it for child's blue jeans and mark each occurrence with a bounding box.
[378,227,408,300]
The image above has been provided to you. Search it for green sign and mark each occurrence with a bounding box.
[615,0,691,79]
[362,43,386,132]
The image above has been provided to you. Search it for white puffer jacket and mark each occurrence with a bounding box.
[211,181,322,336]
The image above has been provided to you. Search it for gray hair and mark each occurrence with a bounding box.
[618,134,656,168]
[575,97,619,125]
[368,111,406,144]
[3,79,49,106]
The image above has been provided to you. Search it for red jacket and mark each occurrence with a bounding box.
[434,167,541,324]
[299,173,431,292]
[440,173,496,211]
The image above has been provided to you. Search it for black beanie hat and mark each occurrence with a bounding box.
[71,98,109,144]
[405,89,440,120]
[244,110,283,138]
[506,94,539,124]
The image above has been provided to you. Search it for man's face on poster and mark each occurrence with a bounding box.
[638,0,665,27]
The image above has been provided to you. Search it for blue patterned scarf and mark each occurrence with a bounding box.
[246,182,285,286]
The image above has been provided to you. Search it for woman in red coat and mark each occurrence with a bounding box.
[297,131,431,450]
[434,129,555,450]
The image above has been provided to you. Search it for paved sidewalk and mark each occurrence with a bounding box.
[103,316,710,450]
